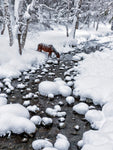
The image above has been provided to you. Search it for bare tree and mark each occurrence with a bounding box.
[14,0,31,55]
[70,0,82,39]
[1,0,13,46]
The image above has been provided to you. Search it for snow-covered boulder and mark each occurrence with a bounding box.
[0,104,36,136]
[73,102,89,115]
[54,134,70,150]
[39,79,72,97]
[32,139,53,150]
[30,115,42,126]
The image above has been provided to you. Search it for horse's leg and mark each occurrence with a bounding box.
[48,51,52,57]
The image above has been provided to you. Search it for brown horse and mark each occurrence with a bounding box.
[37,43,60,58]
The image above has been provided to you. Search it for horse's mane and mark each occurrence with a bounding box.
[51,45,59,55]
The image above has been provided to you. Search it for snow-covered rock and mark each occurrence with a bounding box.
[73,102,89,115]
[66,96,75,106]
[0,104,36,136]
[32,139,53,150]
[85,109,104,129]
[54,134,70,150]
[17,83,26,89]
[39,79,72,97]
[30,115,42,126]
[27,105,39,113]
[23,100,30,106]
[42,117,53,127]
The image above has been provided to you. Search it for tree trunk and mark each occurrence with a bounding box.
[17,33,22,55]
[70,0,82,39]
[4,0,13,46]
[96,19,99,31]
[1,22,5,35]
[15,0,29,55]
[21,20,29,49]
[66,24,69,37]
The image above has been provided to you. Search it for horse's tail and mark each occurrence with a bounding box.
[51,45,60,58]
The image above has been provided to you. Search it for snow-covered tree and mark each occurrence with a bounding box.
[1,0,13,46]
[70,0,82,39]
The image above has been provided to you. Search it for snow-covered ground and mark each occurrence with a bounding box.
[1,23,113,150]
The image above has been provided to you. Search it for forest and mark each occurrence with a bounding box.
[0,0,113,54]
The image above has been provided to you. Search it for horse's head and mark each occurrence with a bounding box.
[56,52,60,58]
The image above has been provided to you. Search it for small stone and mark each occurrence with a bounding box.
[48,93,54,99]
[58,117,65,122]
[58,122,66,129]
[34,79,40,83]
[74,125,80,131]
[42,117,53,128]
[58,101,64,106]
[21,137,28,143]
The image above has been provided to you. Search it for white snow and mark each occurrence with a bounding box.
[42,117,53,126]
[54,134,70,150]
[17,83,26,89]
[0,97,7,106]
[32,133,70,150]
[73,102,89,115]
[46,105,66,118]
[0,104,36,136]
[23,100,30,106]
[30,115,42,126]
[74,25,113,150]
[27,105,40,113]
[32,139,53,150]
[39,79,72,97]
[66,96,75,105]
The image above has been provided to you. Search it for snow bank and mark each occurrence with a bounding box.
[74,32,113,150]
[0,33,47,79]
[74,50,113,105]
[39,78,72,97]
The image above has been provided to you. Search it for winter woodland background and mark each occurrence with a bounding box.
[0,0,113,54]
[0,0,113,150]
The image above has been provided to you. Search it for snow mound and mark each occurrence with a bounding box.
[0,104,30,118]
[54,134,70,150]
[30,115,42,126]
[73,102,89,115]
[32,139,53,150]
[66,96,75,105]
[0,104,36,136]
[85,109,104,129]
[0,97,7,106]
[39,79,72,97]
